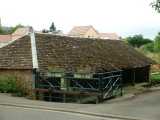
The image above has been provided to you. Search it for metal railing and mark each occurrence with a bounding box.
[33,70,123,103]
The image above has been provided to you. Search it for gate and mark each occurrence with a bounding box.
[33,70,123,103]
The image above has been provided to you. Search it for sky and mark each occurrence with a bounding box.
[0,0,160,39]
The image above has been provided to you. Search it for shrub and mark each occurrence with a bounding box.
[141,43,154,53]
[0,75,24,96]
[151,72,160,82]
[154,32,160,52]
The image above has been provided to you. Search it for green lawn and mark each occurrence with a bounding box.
[151,72,160,82]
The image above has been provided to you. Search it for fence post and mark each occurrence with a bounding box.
[32,69,38,99]
[120,71,123,96]
[99,74,103,102]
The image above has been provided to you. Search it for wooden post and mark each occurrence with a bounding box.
[39,92,44,100]
[120,71,123,96]
[49,93,52,101]
[148,65,151,84]
[63,93,66,103]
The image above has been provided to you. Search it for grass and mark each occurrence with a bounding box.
[151,72,160,82]
[137,48,160,64]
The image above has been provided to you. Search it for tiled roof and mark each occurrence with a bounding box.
[0,36,32,69]
[0,34,154,73]
[12,27,30,40]
[0,35,12,43]
[99,33,120,40]
[68,25,98,37]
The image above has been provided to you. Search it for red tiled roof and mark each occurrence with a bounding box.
[0,35,12,43]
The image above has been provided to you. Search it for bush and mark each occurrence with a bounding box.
[141,43,154,53]
[154,32,160,52]
[151,72,160,82]
[0,75,24,96]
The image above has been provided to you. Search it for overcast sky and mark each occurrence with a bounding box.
[0,0,160,39]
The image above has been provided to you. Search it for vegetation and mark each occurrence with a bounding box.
[141,43,154,53]
[151,0,160,13]
[125,35,153,48]
[42,29,49,33]
[125,33,160,84]
[154,32,160,52]
[0,75,24,96]
[125,32,160,64]
[42,22,57,33]
[151,72,160,82]
[49,22,56,32]
[0,24,24,35]
[11,24,24,33]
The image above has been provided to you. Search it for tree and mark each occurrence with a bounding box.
[151,0,160,13]
[125,35,153,48]
[42,29,49,33]
[0,24,24,35]
[154,32,160,52]
[11,24,24,33]
[49,22,56,32]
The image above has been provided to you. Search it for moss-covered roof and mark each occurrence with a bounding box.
[0,33,154,74]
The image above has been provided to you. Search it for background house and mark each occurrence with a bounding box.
[68,25,99,38]
[0,35,12,47]
[99,33,120,40]
[68,25,121,40]
[0,27,30,48]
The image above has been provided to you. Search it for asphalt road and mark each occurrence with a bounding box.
[1,90,160,120]
[82,91,160,120]
[0,105,119,120]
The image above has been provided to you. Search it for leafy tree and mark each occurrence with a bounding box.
[125,35,153,48]
[151,0,160,13]
[49,22,56,32]
[154,32,160,52]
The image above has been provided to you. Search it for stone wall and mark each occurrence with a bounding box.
[0,69,33,96]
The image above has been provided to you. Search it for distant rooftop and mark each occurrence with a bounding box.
[99,33,120,40]
[68,25,120,40]
[0,27,31,48]
[68,25,99,38]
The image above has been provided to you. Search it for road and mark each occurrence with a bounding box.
[82,90,160,120]
[1,90,160,120]
[0,105,119,120]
